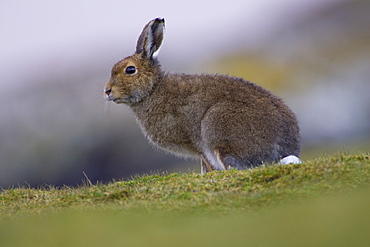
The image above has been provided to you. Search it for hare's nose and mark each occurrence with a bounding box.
[104,88,111,96]
[104,88,112,101]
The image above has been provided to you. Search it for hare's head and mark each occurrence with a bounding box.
[104,18,165,104]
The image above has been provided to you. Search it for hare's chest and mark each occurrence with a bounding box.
[133,108,198,158]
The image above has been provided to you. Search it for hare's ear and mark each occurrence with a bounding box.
[136,18,165,60]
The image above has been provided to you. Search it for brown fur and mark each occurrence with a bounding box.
[104,18,300,173]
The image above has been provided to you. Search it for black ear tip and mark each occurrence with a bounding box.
[156,17,165,23]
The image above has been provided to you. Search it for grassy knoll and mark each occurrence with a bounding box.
[0,153,369,246]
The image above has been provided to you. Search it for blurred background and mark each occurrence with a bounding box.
[1,0,369,187]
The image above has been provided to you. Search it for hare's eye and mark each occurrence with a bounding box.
[125,66,137,75]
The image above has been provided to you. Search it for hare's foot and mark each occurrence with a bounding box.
[201,148,228,174]
[279,155,301,165]
[201,159,214,175]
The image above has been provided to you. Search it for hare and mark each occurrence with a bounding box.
[104,18,301,174]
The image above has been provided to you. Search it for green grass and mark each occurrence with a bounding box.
[1,153,370,246]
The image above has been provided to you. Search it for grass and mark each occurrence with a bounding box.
[0,153,370,246]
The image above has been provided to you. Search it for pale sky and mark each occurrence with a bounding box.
[0,0,341,89]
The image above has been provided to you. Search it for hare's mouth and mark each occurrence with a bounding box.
[111,97,131,104]
[104,88,132,104]
[104,92,127,104]
[112,98,124,104]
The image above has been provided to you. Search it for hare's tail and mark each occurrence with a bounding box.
[279,155,302,165]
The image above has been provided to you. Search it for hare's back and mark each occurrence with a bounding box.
[166,74,288,112]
